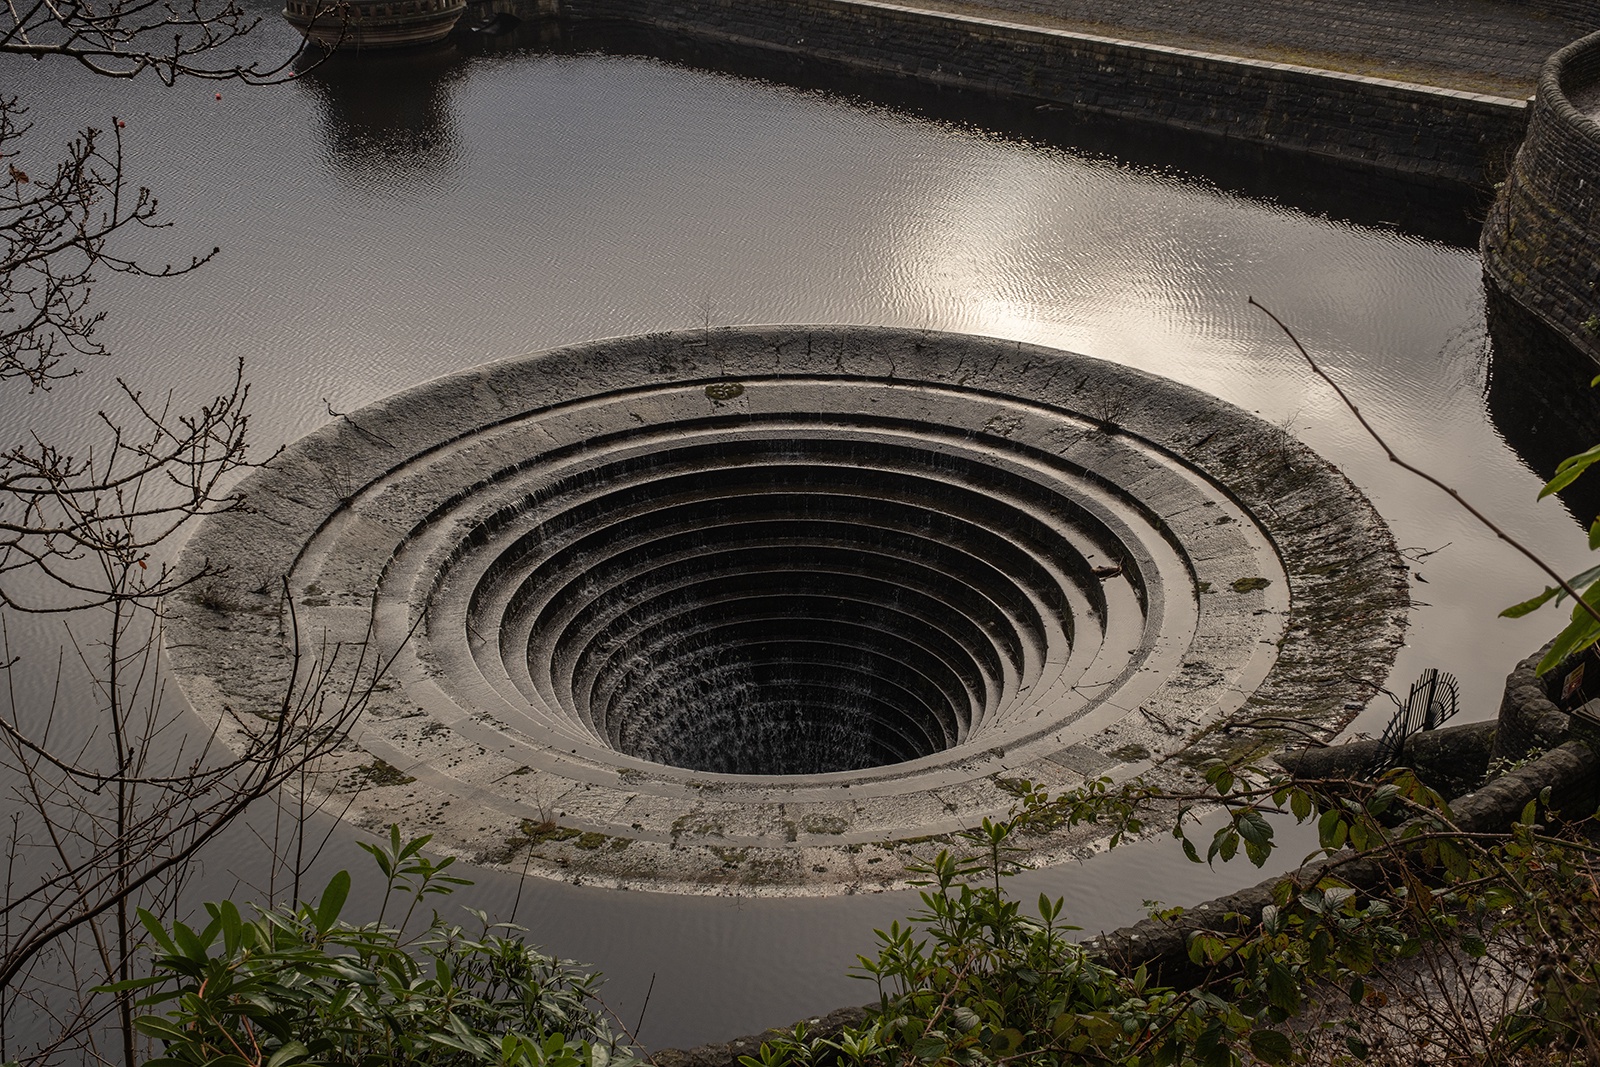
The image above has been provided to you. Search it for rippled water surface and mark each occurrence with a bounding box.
[3,7,1592,1048]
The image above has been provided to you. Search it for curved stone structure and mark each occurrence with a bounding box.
[1483,29,1600,365]
[165,327,1407,895]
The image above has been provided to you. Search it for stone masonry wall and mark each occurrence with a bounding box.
[555,0,1529,186]
[1503,0,1598,31]
[1483,29,1600,364]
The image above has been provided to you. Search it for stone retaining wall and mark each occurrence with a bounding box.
[516,0,1529,187]
[1483,29,1600,364]
[1504,0,1598,30]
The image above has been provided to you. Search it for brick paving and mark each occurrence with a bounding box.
[889,0,1595,98]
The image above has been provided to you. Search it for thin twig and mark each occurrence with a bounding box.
[1250,296,1600,630]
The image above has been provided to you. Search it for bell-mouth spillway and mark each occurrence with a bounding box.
[165,327,1408,895]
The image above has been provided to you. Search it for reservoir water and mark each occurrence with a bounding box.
[1,4,1592,1050]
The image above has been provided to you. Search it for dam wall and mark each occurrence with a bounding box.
[1483,29,1600,365]
[524,0,1531,186]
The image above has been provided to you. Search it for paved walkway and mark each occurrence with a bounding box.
[893,0,1594,98]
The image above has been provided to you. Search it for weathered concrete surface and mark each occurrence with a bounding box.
[165,327,1407,896]
[1483,30,1600,366]
[554,0,1529,187]
[1495,644,1586,759]
[875,0,1591,98]
[1275,719,1498,794]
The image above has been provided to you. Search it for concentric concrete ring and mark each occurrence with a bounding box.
[166,327,1407,895]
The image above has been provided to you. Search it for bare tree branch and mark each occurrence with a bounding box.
[1251,295,1600,631]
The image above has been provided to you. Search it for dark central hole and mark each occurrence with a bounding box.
[484,429,1092,777]
[569,535,1004,776]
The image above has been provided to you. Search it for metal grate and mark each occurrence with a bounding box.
[1374,668,1460,772]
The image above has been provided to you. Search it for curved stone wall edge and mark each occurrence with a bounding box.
[1483,29,1600,365]
[164,326,1408,896]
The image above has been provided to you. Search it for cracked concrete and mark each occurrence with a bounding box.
[166,327,1407,896]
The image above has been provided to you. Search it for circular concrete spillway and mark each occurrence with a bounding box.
[166,327,1407,895]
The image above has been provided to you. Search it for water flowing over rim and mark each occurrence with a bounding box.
[164,326,1408,896]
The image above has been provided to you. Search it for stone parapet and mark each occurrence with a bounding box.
[1483,29,1600,365]
[537,0,1530,186]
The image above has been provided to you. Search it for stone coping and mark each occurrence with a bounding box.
[850,0,1532,105]
[165,327,1407,895]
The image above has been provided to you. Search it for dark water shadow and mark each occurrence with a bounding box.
[1486,284,1600,526]
[459,17,1491,248]
[294,42,471,175]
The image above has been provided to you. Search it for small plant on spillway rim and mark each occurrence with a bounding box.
[1249,298,1600,675]
[1087,385,1134,434]
[108,826,641,1067]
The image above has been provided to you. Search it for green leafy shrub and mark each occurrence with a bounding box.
[742,764,1600,1067]
[741,811,1324,1067]
[114,827,638,1067]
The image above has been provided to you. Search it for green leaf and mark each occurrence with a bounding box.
[265,1041,311,1067]
[424,1032,483,1054]
[1537,588,1600,673]
[398,827,433,860]
[94,974,167,996]
[1236,811,1274,866]
[1195,1024,1231,1067]
[1317,809,1344,850]
[1188,932,1227,965]
[214,900,243,957]
[1249,1028,1294,1065]
[1337,936,1376,973]
[171,920,209,962]
[1541,443,1600,497]
[1521,797,1539,827]
[326,958,379,985]
[137,908,179,955]
[1264,964,1299,1014]
[1570,562,1600,595]
[1323,886,1356,910]
[1436,839,1473,881]
[133,1017,192,1042]
[1236,810,1273,848]
[1501,586,1559,618]
[357,841,392,879]
[315,870,351,934]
